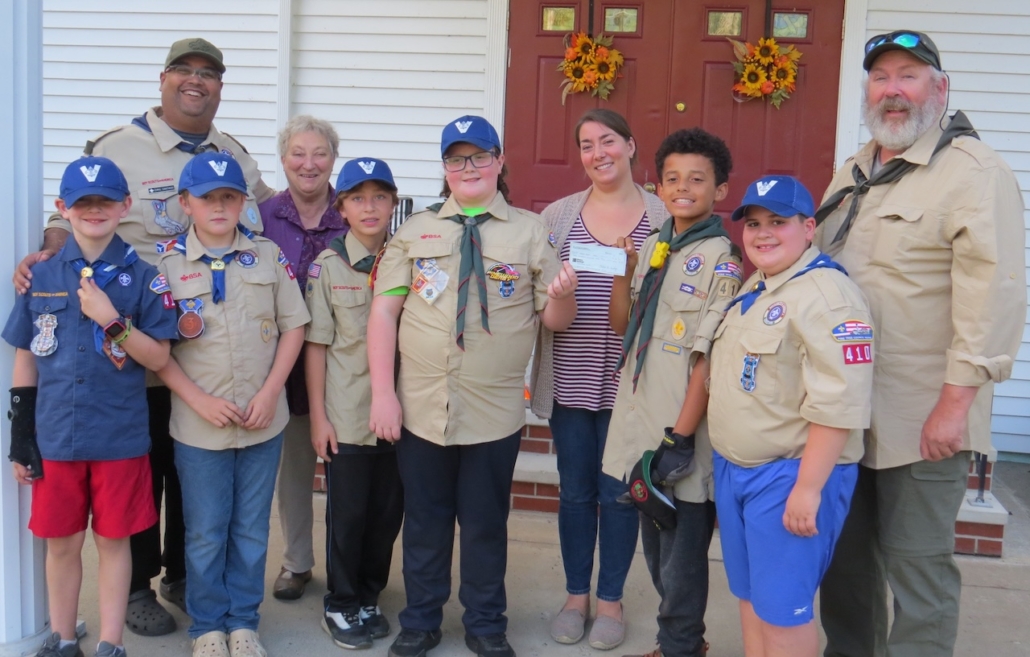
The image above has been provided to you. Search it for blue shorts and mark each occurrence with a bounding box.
[713,452,857,627]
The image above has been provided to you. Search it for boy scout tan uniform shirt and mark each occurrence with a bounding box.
[374,193,560,447]
[708,245,873,467]
[814,119,1026,469]
[49,107,272,266]
[159,227,310,449]
[602,232,742,502]
[305,233,377,446]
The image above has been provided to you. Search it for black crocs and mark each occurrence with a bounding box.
[125,588,176,636]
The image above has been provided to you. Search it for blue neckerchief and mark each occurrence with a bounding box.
[131,114,208,154]
[175,225,257,304]
[70,243,139,355]
[726,252,848,315]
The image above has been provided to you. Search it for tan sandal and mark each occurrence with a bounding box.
[228,628,267,657]
[192,631,230,657]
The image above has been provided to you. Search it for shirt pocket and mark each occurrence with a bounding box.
[331,290,370,344]
[659,286,706,345]
[868,204,935,269]
[406,240,456,297]
[138,187,189,238]
[239,267,278,319]
[738,328,785,396]
[481,244,531,306]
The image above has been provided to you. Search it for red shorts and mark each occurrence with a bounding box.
[29,456,158,539]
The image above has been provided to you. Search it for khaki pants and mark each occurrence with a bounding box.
[820,451,970,657]
[275,414,316,573]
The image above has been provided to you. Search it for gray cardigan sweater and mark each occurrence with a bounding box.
[529,184,668,419]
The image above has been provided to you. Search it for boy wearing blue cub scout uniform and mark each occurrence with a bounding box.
[4,156,178,657]
[707,176,873,657]
[306,158,404,650]
[155,152,309,657]
[368,116,579,657]
[605,128,742,657]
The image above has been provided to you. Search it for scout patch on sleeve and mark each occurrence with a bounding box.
[149,274,171,294]
[831,320,873,342]
[308,263,322,279]
[713,261,743,283]
[842,343,873,365]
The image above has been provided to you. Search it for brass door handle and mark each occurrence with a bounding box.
[675,102,686,112]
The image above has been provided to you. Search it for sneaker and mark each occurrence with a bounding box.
[36,633,83,657]
[93,642,126,657]
[322,611,372,650]
[388,628,442,657]
[464,633,515,657]
[360,605,391,639]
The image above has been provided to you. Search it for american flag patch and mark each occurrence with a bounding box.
[308,263,322,279]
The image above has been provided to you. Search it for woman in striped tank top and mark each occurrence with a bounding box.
[531,110,667,650]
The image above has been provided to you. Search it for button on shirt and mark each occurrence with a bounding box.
[708,245,874,468]
[305,233,378,447]
[47,107,273,266]
[1,235,179,461]
[158,227,311,450]
[373,193,560,446]
[814,119,1027,469]
[601,232,742,503]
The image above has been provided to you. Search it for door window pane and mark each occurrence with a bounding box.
[707,11,743,36]
[604,8,638,33]
[542,7,576,32]
[772,13,808,39]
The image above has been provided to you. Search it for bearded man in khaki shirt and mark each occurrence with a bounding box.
[814,31,1026,657]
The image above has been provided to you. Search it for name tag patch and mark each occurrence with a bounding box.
[661,342,683,355]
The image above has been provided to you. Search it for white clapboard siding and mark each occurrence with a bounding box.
[867,0,1030,453]
[41,1,281,221]
[291,0,490,208]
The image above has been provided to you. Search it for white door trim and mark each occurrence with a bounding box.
[835,0,868,172]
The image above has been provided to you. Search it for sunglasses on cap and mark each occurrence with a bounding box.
[863,30,941,70]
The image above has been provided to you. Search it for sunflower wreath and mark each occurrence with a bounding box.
[728,37,802,109]
[558,32,625,105]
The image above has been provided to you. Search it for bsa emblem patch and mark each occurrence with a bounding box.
[487,263,520,298]
[684,254,704,275]
[118,273,132,286]
[764,302,786,326]
[260,319,274,343]
[671,317,686,340]
[832,320,873,343]
[236,250,258,268]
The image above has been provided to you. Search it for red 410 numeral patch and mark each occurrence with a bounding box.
[842,343,872,365]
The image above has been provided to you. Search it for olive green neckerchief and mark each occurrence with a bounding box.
[434,203,493,351]
[617,215,729,391]
[329,235,376,273]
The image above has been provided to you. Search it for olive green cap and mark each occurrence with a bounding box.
[165,38,225,73]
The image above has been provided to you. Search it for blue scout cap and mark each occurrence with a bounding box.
[178,151,248,197]
[336,157,397,194]
[440,115,501,156]
[60,156,130,206]
[731,175,814,221]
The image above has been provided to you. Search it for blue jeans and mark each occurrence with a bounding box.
[549,402,639,601]
[175,433,283,638]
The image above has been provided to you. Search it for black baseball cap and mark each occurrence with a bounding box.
[863,30,941,71]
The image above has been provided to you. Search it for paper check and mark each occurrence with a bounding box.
[568,242,628,276]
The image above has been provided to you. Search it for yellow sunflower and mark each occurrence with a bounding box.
[755,37,779,66]
[591,58,617,81]
[741,63,767,96]
[574,33,595,59]
[771,61,797,90]
[566,62,590,92]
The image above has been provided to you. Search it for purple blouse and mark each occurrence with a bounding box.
[258,187,347,415]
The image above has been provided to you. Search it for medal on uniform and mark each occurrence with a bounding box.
[741,353,760,392]
[30,314,58,357]
[80,266,94,279]
[103,336,128,370]
[178,298,205,339]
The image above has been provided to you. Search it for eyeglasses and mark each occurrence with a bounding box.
[164,64,222,82]
[864,31,922,54]
[442,151,495,172]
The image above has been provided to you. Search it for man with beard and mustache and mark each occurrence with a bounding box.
[13,38,274,639]
[813,31,1025,657]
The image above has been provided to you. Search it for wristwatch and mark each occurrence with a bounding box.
[103,316,128,340]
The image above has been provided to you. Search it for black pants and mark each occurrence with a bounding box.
[639,500,716,657]
[129,387,186,593]
[395,427,521,636]
[324,447,404,614]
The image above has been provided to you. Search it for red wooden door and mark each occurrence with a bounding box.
[504,1,844,238]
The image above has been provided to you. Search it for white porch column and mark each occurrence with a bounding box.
[0,0,47,655]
